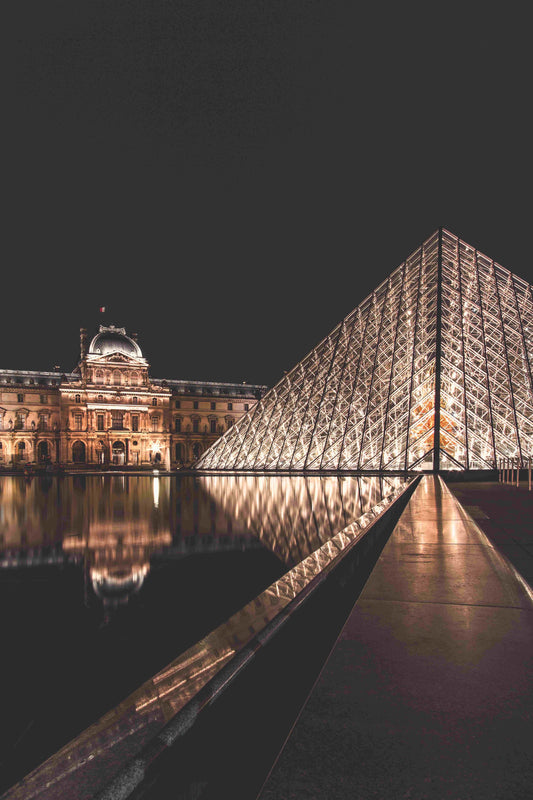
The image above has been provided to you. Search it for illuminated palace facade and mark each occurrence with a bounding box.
[0,325,266,470]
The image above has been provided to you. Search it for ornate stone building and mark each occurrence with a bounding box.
[0,325,266,470]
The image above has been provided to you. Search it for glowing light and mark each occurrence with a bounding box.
[195,229,533,473]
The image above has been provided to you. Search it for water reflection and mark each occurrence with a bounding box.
[0,474,404,610]
[199,474,405,566]
[0,473,408,797]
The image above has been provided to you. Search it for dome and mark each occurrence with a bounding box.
[88,325,143,358]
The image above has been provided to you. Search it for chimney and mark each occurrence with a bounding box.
[80,328,88,359]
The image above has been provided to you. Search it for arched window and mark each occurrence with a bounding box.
[72,441,86,463]
[16,441,26,461]
[113,370,122,386]
[152,398,158,406]
[95,370,104,383]
[37,441,50,462]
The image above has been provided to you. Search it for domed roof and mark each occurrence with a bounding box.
[88,325,143,358]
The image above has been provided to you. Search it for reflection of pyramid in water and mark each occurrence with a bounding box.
[196,229,533,472]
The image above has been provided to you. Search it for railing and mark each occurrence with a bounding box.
[498,457,532,490]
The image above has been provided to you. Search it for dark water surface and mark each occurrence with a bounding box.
[0,473,403,793]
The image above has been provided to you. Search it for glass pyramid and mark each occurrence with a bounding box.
[196,229,533,472]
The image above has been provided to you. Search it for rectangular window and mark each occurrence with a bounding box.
[132,415,139,432]
[244,404,249,411]
[97,414,104,431]
[175,400,181,408]
[111,411,124,430]
[74,413,83,431]
[17,393,24,403]
[210,419,217,433]
[210,402,216,410]
[175,443,182,460]
[193,401,199,409]
[151,416,159,432]
[192,419,199,433]
[227,402,233,410]
[40,394,47,404]
[174,418,181,433]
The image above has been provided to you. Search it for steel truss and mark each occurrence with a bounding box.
[196,229,533,471]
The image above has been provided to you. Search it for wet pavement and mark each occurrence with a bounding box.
[447,478,533,588]
[258,476,533,800]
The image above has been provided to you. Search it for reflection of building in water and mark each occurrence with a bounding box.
[0,324,266,470]
[0,475,66,565]
[62,475,172,608]
[0,473,403,613]
[199,474,405,566]
[63,523,172,608]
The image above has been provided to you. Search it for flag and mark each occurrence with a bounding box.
[99,306,106,313]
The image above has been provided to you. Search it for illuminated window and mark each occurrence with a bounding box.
[113,370,121,386]
[74,413,83,430]
[151,415,159,431]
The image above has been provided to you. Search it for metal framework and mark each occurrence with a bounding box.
[196,229,533,472]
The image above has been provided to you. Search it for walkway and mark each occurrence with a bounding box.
[259,475,533,800]
[448,479,533,588]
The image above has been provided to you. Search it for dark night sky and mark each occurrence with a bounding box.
[3,2,531,388]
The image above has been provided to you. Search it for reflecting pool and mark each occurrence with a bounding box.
[0,473,404,793]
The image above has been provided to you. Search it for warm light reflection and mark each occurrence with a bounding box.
[198,473,406,565]
[3,476,413,800]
